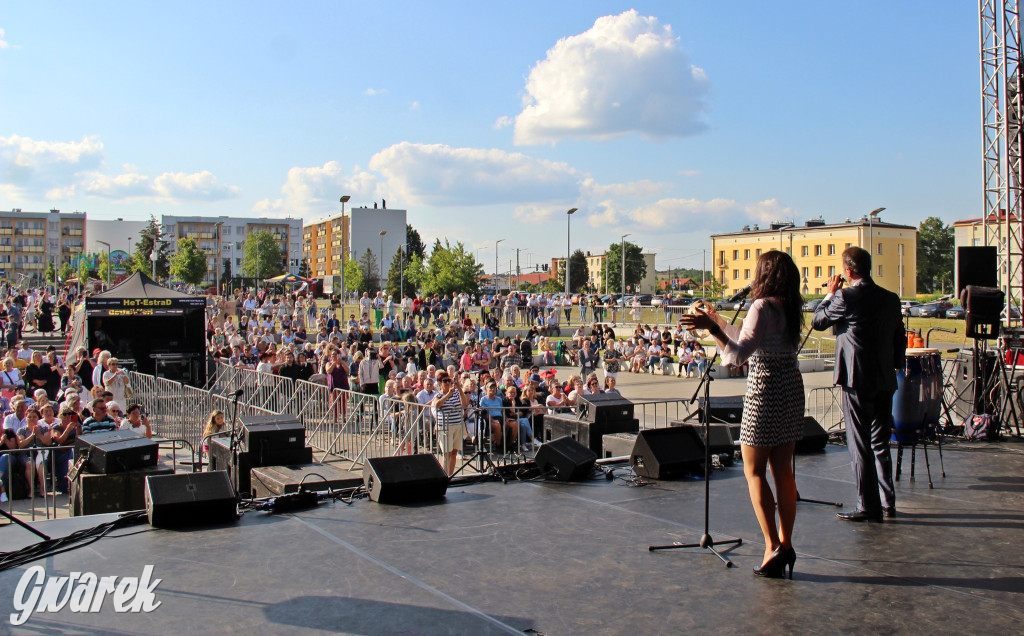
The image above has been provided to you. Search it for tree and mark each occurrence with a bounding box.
[97,252,111,284]
[916,216,954,294]
[418,240,482,296]
[128,215,171,279]
[704,279,727,299]
[342,256,363,294]
[604,241,648,293]
[358,248,379,292]
[240,230,284,280]
[559,250,588,293]
[220,258,232,288]
[58,262,73,285]
[170,238,209,286]
[406,224,426,260]
[78,259,90,284]
[45,262,56,286]
[385,246,418,299]
[297,258,311,278]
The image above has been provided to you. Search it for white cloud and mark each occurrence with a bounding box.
[0,134,104,202]
[252,161,378,217]
[409,101,421,111]
[85,170,239,202]
[368,142,581,206]
[588,196,794,233]
[493,115,513,130]
[678,169,700,177]
[152,171,239,201]
[0,28,9,49]
[510,9,710,145]
[364,88,387,96]
[580,177,672,200]
[85,172,152,199]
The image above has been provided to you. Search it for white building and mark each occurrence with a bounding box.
[161,215,303,286]
[87,219,148,258]
[0,209,86,284]
[349,205,407,279]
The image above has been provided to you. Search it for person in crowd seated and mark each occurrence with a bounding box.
[689,342,708,378]
[603,375,620,395]
[82,398,117,434]
[583,376,603,396]
[479,380,516,449]
[677,344,694,378]
[17,407,49,496]
[119,404,153,438]
[504,384,539,451]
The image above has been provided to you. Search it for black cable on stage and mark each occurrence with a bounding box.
[0,511,149,572]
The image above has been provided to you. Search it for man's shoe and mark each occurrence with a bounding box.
[837,510,883,523]
[883,506,896,518]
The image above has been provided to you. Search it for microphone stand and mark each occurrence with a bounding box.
[229,389,243,498]
[649,299,746,567]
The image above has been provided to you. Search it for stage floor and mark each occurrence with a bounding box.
[1,440,1023,635]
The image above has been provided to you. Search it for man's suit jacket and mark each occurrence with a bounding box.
[812,278,906,396]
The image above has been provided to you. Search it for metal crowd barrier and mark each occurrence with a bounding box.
[1,445,75,522]
[806,386,844,432]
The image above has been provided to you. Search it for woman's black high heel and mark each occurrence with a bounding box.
[754,546,796,579]
[780,546,796,579]
[753,548,785,578]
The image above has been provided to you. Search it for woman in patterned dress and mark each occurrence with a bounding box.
[680,251,804,579]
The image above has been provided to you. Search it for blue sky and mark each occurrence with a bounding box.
[0,2,979,273]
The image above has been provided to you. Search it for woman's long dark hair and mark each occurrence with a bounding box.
[750,251,804,347]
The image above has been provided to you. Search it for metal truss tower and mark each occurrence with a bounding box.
[981,0,1024,314]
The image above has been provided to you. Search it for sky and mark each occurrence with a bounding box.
[0,2,980,274]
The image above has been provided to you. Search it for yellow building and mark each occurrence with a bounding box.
[711,217,917,298]
[303,213,349,279]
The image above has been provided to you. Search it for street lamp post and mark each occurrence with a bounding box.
[399,243,408,300]
[495,238,505,294]
[379,230,386,291]
[97,240,111,287]
[620,233,631,296]
[340,195,350,305]
[868,207,885,257]
[565,208,577,294]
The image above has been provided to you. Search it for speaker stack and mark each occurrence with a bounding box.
[71,431,164,516]
[209,415,314,496]
[544,395,639,455]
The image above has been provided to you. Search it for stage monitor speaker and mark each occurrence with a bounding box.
[961,285,1004,339]
[145,471,238,528]
[630,426,704,480]
[363,454,448,504]
[240,415,306,452]
[534,436,597,481]
[795,417,829,453]
[957,246,998,296]
[697,396,744,426]
[75,431,159,474]
[579,394,634,425]
[679,423,735,456]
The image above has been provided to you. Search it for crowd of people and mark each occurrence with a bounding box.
[0,285,152,501]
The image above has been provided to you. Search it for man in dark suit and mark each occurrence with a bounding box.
[813,247,905,522]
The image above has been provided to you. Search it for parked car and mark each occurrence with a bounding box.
[650,295,664,307]
[901,300,921,316]
[716,299,753,312]
[802,299,823,312]
[946,306,965,319]
[908,301,952,318]
[635,294,654,306]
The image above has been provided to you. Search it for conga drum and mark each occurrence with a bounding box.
[892,348,943,444]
